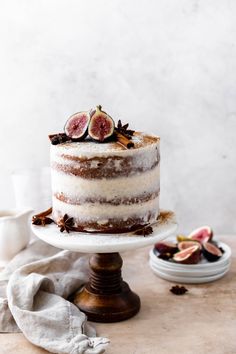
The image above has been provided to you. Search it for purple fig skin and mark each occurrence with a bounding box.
[64,111,90,140]
[188,226,213,244]
[173,245,201,264]
[202,242,222,262]
[88,105,115,142]
[155,241,178,255]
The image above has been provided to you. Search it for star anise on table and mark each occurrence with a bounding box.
[170,285,188,296]
[115,120,135,139]
[57,214,75,233]
[134,225,153,237]
[32,207,54,226]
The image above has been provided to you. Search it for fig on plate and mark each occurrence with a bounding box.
[88,105,115,142]
[202,242,223,262]
[188,226,213,244]
[158,253,173,261]
[173,245,201,264]
[209,239,221,248]
[178,240,202,251]
[155,241,178,255]
[64,111,90,140]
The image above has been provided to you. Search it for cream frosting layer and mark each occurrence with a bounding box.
[51,164,160,200]
[51,133,160,174]
[53,196,159,222]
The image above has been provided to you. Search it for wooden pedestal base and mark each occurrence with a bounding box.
[73,252,140,323]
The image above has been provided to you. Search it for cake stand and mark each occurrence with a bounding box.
[32,211,177,323]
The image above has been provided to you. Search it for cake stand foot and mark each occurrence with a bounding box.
[73,252,140,323]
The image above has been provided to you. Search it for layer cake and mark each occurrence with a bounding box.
[51,132,160,233]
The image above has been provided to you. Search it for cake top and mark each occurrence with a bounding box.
[51,132,159,158]
[49,105,160,153]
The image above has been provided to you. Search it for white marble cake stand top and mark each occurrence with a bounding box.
[32,210,177,253]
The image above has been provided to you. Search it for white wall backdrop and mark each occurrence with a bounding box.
[0,0,236,233]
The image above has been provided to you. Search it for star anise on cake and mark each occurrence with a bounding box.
[170,285,188,296]
[57,214,75,233]
[32,207,54,226]
[134,225,153,237]
[115,120,135,139]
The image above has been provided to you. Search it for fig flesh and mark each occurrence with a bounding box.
[202,242,222,262]
[173,245,201,264]
[178,240,201,251]
[64,111,90,140]
[88,105,115,142]
[188,226,213,244]
[155,241,178,255]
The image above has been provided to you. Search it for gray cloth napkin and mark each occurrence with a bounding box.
[0,240,109,354]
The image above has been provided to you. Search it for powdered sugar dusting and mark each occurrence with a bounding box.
[51,132,159,158]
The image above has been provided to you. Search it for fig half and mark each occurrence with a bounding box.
[173,245,201,264]
[64,111,90,140]
[202,242,222,262]
[178,240,202,251]
[188,226,213,244]
[88,105,115,142]
[155,241,178,255]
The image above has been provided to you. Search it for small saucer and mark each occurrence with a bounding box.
[149,259,230,277]
[149,264,230,284]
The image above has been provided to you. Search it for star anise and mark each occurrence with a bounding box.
[57,214,75,233]
[134,225,153,237]
[32,207,54,226]
[115,120,135,139]
[49,133,72,145]
[170,285,188,295]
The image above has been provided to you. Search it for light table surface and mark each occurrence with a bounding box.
[0,235,235,354]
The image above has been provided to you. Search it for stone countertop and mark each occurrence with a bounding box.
[0,235,235,354]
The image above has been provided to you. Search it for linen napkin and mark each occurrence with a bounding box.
[0,240,109,354]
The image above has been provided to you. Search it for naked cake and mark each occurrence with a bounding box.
[49,106,160,233]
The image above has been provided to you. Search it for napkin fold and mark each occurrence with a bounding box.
[0,240,109,354]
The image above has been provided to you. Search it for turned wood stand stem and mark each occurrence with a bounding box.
[73,252,141,322]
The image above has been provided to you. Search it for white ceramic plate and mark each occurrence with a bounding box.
[149,264,230,284]
[149,254,231,275]
[149,259,230,277]
[32,210,177,253]
[150,242,231,270]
